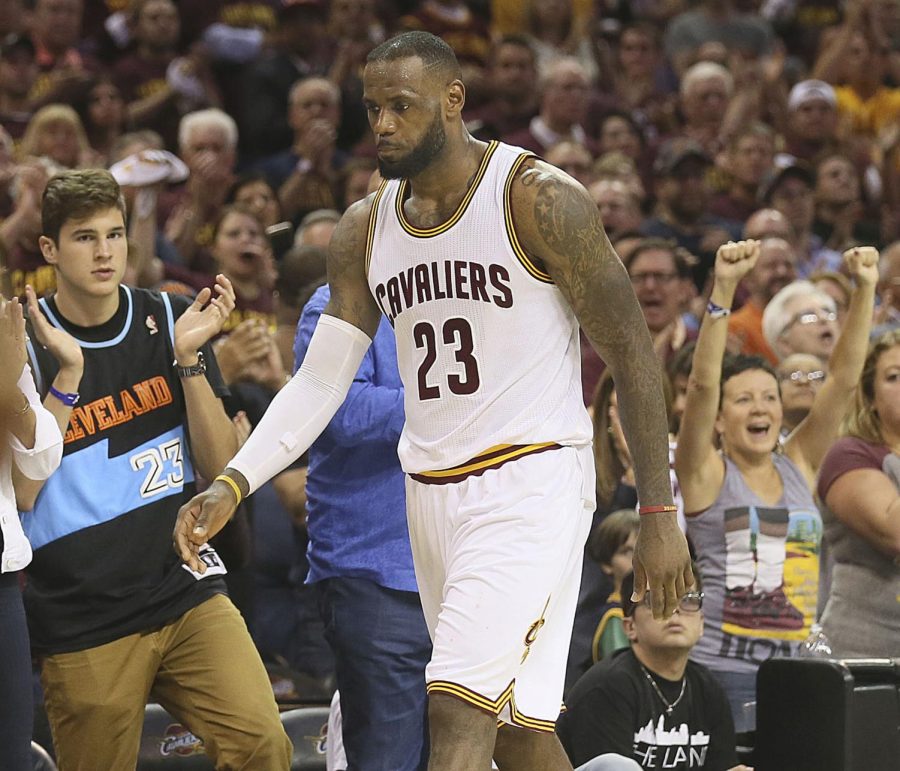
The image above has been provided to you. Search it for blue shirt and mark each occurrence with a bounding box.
[293,285,416,591]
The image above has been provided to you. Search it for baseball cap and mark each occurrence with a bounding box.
[787,79,836,111]
[0,33,35,60]
[653,138,711,177]
[758,156,814,204]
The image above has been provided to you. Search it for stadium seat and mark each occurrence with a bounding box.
[31,741,57,771]
[137,704,213,770]
[280,706,330,771]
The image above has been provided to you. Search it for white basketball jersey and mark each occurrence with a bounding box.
[366,141,592,474]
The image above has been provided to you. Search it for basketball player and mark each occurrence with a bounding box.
[174,32,692,771]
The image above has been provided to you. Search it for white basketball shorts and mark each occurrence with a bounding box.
[406,442,595,732]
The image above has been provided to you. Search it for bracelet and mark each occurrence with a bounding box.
[706,300,731,320]
[49,385,80,407]
[639,504,678,516]
[11,395,30,416]
[214,474,243,506]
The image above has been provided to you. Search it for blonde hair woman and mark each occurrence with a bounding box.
[816,329,900,656]
[18,104,93,168]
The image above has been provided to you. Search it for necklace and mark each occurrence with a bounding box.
[639,663,686,717]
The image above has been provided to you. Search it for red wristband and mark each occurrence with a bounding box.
[638,504,678,516]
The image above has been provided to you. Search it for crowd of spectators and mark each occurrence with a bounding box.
[1,0,899,768]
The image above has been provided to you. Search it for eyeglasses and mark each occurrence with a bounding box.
[780,309,837,337]
[780,369,826,384]
[629,272,680,286]
[638,591,704,613]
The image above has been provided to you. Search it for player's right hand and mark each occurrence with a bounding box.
[173,480,239,572]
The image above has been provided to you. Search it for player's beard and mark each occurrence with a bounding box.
[377,109,447,180]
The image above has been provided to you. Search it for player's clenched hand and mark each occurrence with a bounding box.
[632,512,694,620]
[173,479,239,572]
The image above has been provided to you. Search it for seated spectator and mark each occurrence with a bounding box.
[73,74,126,165]
[776,353,827,436]
[114,0,219,151]
[558,571,745,771]
[28,0,97,108]
[592,151,646,206]
[816,329,900,657]
[465,35,538,142]
[545,139,594,187]
[601,22,677,137]
[398,0,492,79]
[814,3,900,140]
[163,107,238,271]
[208,204,277,335]
[503,57,594,155]
[338,157,378,210]
[711,122,776,223]
[664,0,774,76]
[676,61,735,157]
[674,241,877,730]
[762,279,839,363]
[589,179,643,243]
[640,138,741,291]
[17,103,92,169]
[593,111,652,190]
[760,159,843,277]
[255,76,346,222]
[728,236,797,363]
[873,240,900,335]
[782,79,841,166]
[0,33,38,142]
[0,160,55,298]
[237,0,329,161]
[813,152,881,253]
[585,509,640,664]
[522,0,598,84]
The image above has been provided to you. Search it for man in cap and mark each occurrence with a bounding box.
[0,33,37,140]
[783,79,840,164]
[640,138,741,290]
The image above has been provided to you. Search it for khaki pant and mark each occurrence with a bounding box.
[41,594,292,770]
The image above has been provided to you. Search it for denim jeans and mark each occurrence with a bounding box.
[318,577,432,771]
[0,572,33,771]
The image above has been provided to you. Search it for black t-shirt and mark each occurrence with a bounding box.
[557,648,738,770]
[22,286,229,654]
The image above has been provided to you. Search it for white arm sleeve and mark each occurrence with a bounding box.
[228,314,372,494]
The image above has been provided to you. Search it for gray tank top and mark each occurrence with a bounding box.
[687,453,822,676]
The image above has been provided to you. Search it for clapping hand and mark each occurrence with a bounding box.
[173,275,235,363]
[25,285,83,377]
[0,297,27,406]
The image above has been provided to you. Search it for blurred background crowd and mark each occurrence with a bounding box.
[1,0,899,767]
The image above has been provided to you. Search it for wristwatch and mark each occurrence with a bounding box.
[174,351,206,378]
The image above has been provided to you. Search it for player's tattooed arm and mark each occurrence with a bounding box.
[510,159,672,505]
[322,196,382,338]
[513,160,693,618]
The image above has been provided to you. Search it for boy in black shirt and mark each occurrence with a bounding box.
[558,572,750,771]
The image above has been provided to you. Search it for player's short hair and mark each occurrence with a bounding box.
[367,31,462,83]
[42,169,127,244]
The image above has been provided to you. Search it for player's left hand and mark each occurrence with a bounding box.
[632,511,694,620]
[173,274,235,361]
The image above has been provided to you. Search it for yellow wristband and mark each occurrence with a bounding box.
[214,474,243,505]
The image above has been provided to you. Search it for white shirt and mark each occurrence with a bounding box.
[1,364,63,573]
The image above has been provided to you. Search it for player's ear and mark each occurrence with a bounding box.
[446,79,465,116]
